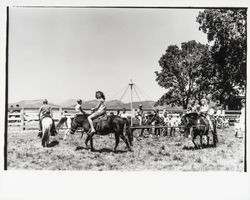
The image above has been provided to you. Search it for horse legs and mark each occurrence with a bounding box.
[89,136,94,151]
[140,128,144,137]
[63,130,69,140]
[119,132,132,151]
[192,138,199,149]
[190,128,198,149]
[154,128,157,136]
[41,130,48,147]
[130,128,134,143]
[206,135,210,146]
[170,127,173,137]
[156,128,159,136]
[41,133,46,147]
[114,133,120,152]
[85,135,90,148]
[212,130,218,147]
[200,135,203,149]
[162,128,167,136]
[158,128,161,136]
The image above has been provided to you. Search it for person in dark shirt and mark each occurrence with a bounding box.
[38,99,57,137]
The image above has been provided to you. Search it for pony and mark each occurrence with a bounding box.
[41,117,53,147]
[180,113,218,148]
[56,115,75,140]
[68,113,132,152]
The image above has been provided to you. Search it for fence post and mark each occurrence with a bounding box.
[20,108,25,131]
[59,107,63,118]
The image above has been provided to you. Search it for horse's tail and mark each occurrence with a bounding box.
[41,118,53,147]
[124,118,133,146]
[56,116,67,130]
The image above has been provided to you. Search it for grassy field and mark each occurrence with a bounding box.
[7,126,244,171]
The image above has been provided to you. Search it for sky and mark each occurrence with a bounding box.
[8,7,208,104]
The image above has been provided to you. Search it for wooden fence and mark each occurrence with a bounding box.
[7,107,242,131]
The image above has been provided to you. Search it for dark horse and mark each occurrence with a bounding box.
[129,112,164,137]
[68,113,132,152]
[144,112,165,136]
[180,113,218,148]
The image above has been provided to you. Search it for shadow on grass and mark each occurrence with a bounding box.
[182,143,216,150]
[75,146,127,153]
[47,140,59,147]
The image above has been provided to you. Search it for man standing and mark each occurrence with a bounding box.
[38,99,57,137]
[135,104,144,126]
[235,99,245,137]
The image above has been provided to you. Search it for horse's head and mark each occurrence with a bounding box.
[180,112,201,136]
[68,114,88,135]
[145,113,156,125]
[180,114,190,135]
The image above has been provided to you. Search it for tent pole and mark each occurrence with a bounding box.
[129,79,134,126]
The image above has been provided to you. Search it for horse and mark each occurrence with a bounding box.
[56,115,75,140]
[41,117,53,147]
[128,112,165,137]
[145,112,165,136]
[180,113,218,149]
[68,113,132,152]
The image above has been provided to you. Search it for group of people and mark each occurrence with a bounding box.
[186,96,229,131]
[38,91,107,137]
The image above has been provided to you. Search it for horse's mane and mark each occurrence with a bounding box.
[74,113,90,124]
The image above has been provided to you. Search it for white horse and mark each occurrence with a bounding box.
[41,117,53,147]
[56,116,74,140]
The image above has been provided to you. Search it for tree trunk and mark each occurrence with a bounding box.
[182,100,188,109]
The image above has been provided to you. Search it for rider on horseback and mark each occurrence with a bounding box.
[75,99,84,115]
[199,97,214,132]
[38,99,57,137]
[87,91,107,136]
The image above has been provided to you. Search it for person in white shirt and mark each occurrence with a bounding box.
[199,98,214,132]
[75,99,84,115]
[120,108,129,119]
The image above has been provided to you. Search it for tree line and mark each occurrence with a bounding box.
[155,9,246,109]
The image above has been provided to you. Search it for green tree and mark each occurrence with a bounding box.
[155,40,211,109]
[197,9,246,103]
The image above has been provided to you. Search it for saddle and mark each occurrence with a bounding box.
[92,114,109,131]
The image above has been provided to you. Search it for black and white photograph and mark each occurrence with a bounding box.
[5,6,247,171]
